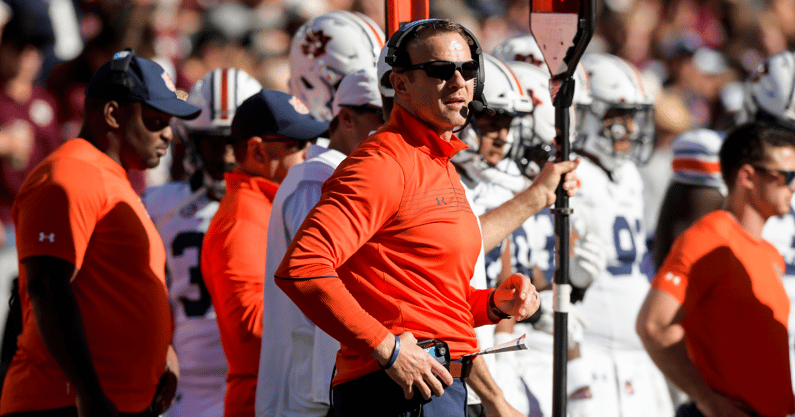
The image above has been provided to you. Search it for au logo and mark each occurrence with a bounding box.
[39,232,55,243]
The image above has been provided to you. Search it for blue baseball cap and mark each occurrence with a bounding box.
[86,50,201,120]
[231,90,329,142]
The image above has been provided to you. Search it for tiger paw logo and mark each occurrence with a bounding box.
[301,30,332,58]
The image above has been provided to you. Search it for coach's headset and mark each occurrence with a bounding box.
[109,47,137,95]
[385,19,493,129]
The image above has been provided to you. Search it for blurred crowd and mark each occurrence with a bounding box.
[0,0,792,194]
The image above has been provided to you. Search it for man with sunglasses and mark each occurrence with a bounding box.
[637,121,795,417]
[273,19,580,416]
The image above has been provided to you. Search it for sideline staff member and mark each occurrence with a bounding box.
[637,122,795,417]
[276,19,580,416]
[0,50,200,416]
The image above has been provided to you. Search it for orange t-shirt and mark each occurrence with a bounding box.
[201,170,277,417]
[276,105,493,386]
[654,210,795,416]
[0,138,171,414]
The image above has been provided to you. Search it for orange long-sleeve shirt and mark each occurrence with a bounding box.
[201,171,277,416]
[276,105,495,386]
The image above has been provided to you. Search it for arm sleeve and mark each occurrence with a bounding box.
[210,218,266,340]
[468,287,495,326]
[15,160,104,269]
[275,149,403,355]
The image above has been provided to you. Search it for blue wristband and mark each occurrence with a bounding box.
[381,335,400,370]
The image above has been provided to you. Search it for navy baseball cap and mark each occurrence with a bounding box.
[231,90,329,142]
[86,50,201,120]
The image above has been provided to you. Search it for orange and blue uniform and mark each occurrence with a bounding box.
[654,210,795,416]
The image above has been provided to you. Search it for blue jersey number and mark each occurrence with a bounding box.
[606,216,639,276]
[172,231,213,318]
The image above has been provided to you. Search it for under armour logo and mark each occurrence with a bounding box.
[664,272,681,286]
[39,232,55,243]
[436,197,446,206]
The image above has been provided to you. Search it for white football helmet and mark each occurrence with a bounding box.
[288,11,385,121]
[737,50,795,129]
[460,53,534,151]
[180,68,262,194]
[492,34,591,105]
[492,35,545,68]
[575,53,655,172]
[507,61,556,178]
[184,68,264,136]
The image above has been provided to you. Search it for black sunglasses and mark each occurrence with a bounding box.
[752,165,795,186]
[401,60,479,81]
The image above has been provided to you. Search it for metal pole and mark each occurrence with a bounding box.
[552,77,575,417]
[544,2,596,416]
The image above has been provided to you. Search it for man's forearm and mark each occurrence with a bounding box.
[641,325,716,405]
[480,185,547,252]
[465,356,523,417]
[25,257,105,400]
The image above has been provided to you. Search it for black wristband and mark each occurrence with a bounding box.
[488,289,511,320]
[381,334,400,369]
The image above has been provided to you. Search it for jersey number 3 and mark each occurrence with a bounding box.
[172,231,213,318]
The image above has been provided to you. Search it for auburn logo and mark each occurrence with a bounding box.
[289,96,310,114]
[301,30,332,58]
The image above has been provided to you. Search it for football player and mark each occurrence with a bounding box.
[571,53,674,417]
[288,10,384,122]
[142,68,262,417]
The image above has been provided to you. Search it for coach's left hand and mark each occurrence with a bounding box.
[492,273,540,321]
[151,345,180,414]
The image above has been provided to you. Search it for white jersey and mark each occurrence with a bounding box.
[142,181,226,415]
[256,145,342,417]
[572,156,648,350]
[762,202,795,391]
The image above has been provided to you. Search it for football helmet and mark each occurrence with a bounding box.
[737,50,795,129]
[507,61,556,178]
[288,11,385,121]
[181,68,262,195]
[492,34,545,68]
[574,53,654,172]
[460,53,533,152]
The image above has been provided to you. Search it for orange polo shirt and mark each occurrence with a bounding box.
[276,105,494,386]
[201,170,277,417]
[1,138,171,414]
[654,210,795,416]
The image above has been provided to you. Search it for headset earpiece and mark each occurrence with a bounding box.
[110,47,136,94]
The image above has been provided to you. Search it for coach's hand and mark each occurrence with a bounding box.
[76,390,118,417]
[151,345,180,414]
[372,332,453,400]
[697,393,754,417]
[531,158,581,208]
[492,273,540,321]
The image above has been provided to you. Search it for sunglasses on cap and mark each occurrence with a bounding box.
[401,60,479,82]
[752,165,795,187]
